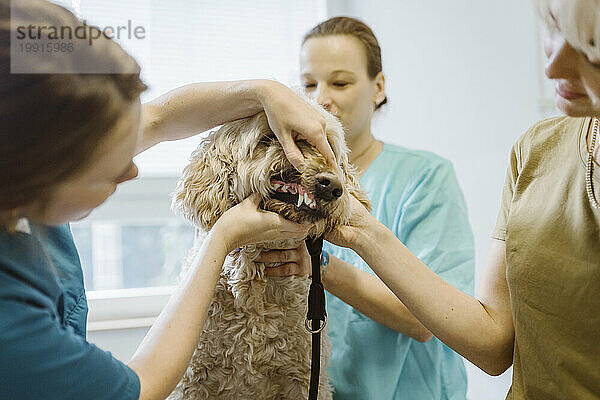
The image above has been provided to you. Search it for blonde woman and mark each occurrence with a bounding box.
[317,2,600,399]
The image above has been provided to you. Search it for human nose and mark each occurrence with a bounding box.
[545,36,578,80]
[116,163,139,184]
[315,83,332,110]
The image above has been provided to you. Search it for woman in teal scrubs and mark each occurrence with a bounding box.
[261,17,475,399]
[0,2,334,399]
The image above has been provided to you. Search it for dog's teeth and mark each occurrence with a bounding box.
[304,192,310,206]
[297,193,304,207]
[281,185,288,193]
[273,184,281,190]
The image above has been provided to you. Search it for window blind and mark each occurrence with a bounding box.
[51,0,326,176]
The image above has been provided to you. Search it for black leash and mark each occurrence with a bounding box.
[305,235,327,400]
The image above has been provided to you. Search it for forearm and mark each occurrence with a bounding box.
[353,220,513,375]
[128,229,227,400]
[138,79,274,154]
[323,255,432,342]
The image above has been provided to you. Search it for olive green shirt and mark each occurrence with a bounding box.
[493,116,600,399]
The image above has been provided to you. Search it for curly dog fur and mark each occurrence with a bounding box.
[169,99,370,400]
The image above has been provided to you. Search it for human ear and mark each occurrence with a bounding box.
[373,72,386,107]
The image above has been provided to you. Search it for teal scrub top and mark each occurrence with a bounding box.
[0,223,140,400]
[324,143,475,400]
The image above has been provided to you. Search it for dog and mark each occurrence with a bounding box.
[169,99,370,400]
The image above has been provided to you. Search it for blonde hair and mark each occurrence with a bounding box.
[535,0,600,62]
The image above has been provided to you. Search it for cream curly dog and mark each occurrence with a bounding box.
[169,100,370,400]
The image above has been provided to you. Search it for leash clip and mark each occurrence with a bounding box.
[304,235,327,333]
[305,314,327,333]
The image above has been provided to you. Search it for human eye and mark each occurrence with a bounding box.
[332,81,348,88]
[303,81,316,90]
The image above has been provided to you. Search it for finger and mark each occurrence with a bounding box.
[265,263,294,277]
[278,135,305,172]
[265,263,306,277]
[300,241,310,257]
[256,249,299,263]
[262,208,311,231]
[276,218,311,237]
[244,192,263,206]
[300,124,337,168]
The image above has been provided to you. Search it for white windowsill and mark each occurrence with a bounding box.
[76,176,187,333]
[87,286,175,332]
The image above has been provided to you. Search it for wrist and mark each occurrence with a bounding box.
[252,79,280,106]
[139,103,164,152]
[209,219,237,254]
[353,218,388,257]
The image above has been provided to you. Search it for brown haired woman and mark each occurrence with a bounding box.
[260,17,475,399]
[0,1,336,399]
[313,3,600,399]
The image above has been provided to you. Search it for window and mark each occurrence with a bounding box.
[49,0,326,326]
[72,219,194,291]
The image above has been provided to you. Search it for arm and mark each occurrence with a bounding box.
[330,197,515,375]
[128,194,311,400]
[127,227,227,400]
[263,161,473,343]
[138,79,335,170]
[259,244,432,341]
[322,254,433,342]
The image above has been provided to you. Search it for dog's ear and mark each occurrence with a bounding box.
[351,186,372,212]
[171,136,233,231]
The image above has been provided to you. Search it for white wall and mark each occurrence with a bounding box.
[89,2,557,399]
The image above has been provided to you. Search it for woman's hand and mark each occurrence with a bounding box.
[325,194,375,249]
[140,80,335,171]
[256,81,336,171]
[212,193,312,253]
[257,242,311,277]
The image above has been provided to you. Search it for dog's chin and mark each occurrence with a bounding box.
[259,173,347,235]
[261,197,325,224]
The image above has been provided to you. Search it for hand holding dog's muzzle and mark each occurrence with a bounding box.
[258,81,336,171]
[214,193,312,252]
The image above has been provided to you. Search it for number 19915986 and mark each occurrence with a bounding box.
[19,42,74,53]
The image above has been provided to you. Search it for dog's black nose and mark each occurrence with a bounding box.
[315,172,343,200]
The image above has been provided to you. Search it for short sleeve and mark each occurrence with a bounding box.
[395,160,475,296]
[0,296,140,400]
[492,143,520,241]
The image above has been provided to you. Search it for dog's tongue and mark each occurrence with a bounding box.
[271,179,298,194]
[270,179,317,209]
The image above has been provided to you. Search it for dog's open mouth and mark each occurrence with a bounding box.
[270,178,317,210]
